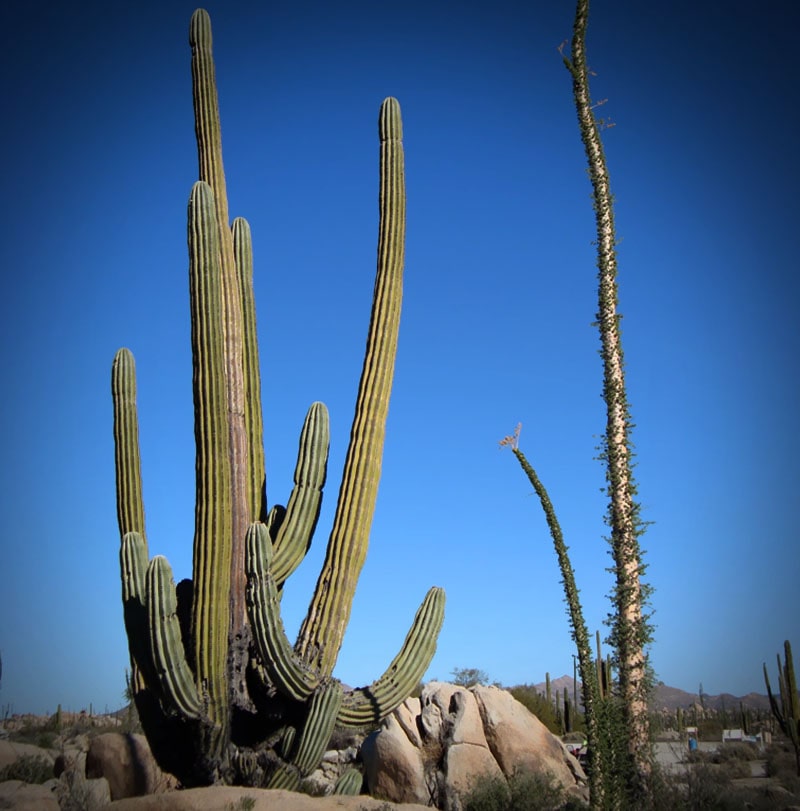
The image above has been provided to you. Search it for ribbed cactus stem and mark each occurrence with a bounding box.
[267,682,344,788]
[292,682,343,775]
[267,765,300,792]
[233,216,266,523]
[188,180,232,730]
[119,531,153,693]
[337,586,445,726]
[189,8,250,640]
[271,402,329,585]
[297,97,405,675]
[334,768,363,796]
[112,351,149,698]
[147,555,203,720]
[120,531,147,606]
[112,348,146,542]
[245,522,321,701]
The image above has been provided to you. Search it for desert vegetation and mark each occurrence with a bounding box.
[2,1,793,810]
[764,640,800,776]
[457,740,800,811]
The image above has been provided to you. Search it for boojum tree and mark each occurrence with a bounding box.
[111,9,444,789]
[503,0,653,806]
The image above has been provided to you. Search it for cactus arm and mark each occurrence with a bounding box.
[270,402,330,586]
[784,641,799,723]
[766,658,787,731]
[112,348,147,544]
[121,531,148,616]
[147,555,203,720]
[245,522,321,700]
[267,682,344,789]
[337,586,445,726]
[266,503,286,540]
[120,532,153,675]
[119,529,173,725]
[188,180,232,731]
[266,764,300,791]
[233,216,267,524]
[334,768,363,795]
[111,349,149,698]
[296,97,406,675]
[292,682,343,775]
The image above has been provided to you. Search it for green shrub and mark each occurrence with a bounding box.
[715,742,760,763]
[462,768,585,811]
[767,740,797,779]
[0,753,54,784]
[650,758,799,811]
[37,730,59,749]
[461,772,510,811]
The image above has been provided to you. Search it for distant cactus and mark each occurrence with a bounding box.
[764,639,799,776]
[563,687,573,733]
[111,9,443,787]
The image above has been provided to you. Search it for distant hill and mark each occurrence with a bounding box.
[521,675,771,713]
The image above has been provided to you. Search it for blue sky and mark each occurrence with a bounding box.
[1,0,798,716]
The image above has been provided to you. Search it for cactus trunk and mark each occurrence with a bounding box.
[190,9,250,660]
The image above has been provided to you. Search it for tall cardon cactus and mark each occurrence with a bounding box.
[111,8,444,788]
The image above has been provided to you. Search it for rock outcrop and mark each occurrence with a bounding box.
[0,779,60,811]
[0,740,55,772]
[361,681,587,810]
[86,732,177,799]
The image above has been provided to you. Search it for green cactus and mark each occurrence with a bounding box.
[764,640,800,776]
[563,687,572,734]
[111,8,444,787]
[333,767,364,796]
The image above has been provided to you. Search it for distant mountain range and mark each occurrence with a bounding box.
[526,675,771,713]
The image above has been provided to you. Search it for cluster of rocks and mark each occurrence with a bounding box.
[362,682,587,809]
[0,683,587,810]
[0,729,177,810]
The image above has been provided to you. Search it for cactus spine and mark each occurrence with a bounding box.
[764,640,800,776]
[111,9,443,787]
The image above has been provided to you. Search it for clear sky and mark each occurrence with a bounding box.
[1,0,798,716]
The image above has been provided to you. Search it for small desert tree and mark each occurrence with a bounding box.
[451,667,493,688]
